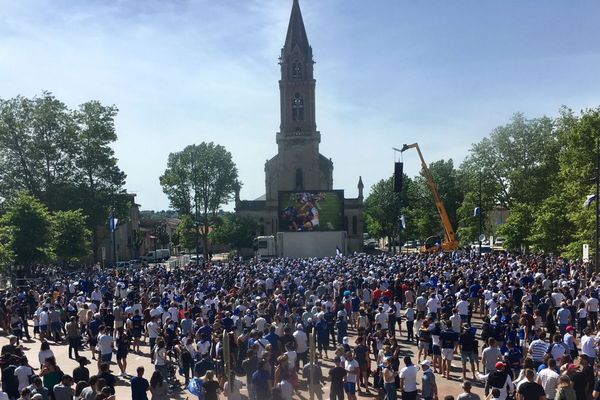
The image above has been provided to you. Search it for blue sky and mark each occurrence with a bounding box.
[1,0,599,211]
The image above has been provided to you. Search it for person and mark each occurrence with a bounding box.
[536,358,559,400]
[439,320,458,379]
[382,357,398,400]
[28,377,49,400]
[556,375,575,400]
[421,360,437,400]
[251,360,271,400]
[39,356,62,398]
[115,328,130,377]
[131,366,150,400]
[460,325,477,380]
[482,362,514,400]
[1,336,18,356]
[329,356,347,400]
[457,381,481,400]
[517,369,546,400]
[97,363,116,395]
[482,338,502,374]
[528,333,549,369]
[14,357,34,392]
[242,350,259,400]
[79,375,99,400]
[153,339,168,380]
[344,351,359,400]
[97,327,114,366]
[223,372,243,400]
[72,356,90,383]
[52,375,74,400]
[149,370,168,400]
[399,356,418,400]
[302,359,324,400]
[38,341,54,369]
[65,316,81,360]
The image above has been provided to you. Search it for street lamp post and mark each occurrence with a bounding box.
[194,221,200,265]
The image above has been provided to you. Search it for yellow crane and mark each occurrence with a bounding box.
[400,143,459,253]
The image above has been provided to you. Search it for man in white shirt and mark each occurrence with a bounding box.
[97,326,114,364]
[294,325,309,367]
[537,358,559,400]
[399,356,418,400]
[581,328,597,365]
[586,296,599,326]
[146,317,161,362]
[344,351,359,400]
[14,359,33,391]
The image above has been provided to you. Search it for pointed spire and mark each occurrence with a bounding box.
[284,0,311,56]
[358,176,364,200]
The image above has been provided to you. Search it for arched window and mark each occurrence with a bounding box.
[295,168,304,190]
[292,93,304,121]
[292,62,302,79]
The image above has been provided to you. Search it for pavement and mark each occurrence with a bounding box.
[0,320,487,400]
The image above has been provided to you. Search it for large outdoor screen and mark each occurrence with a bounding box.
[278,190,344,232]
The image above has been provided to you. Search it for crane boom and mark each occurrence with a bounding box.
[400,143,459,252]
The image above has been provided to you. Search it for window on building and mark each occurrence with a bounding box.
[292,62,302,79]
[295,168,304,190]
[352,216,358,235]
[292,93,304,121]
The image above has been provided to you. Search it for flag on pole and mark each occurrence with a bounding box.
[108,216,119,232]
[336,246,342,257]
[473,207,481,217]
[584,194,597,208]
[399,215,406,230]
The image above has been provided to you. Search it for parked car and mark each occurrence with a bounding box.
[494,237,505,247]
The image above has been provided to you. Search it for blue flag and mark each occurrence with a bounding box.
[584,194,597,208]
[473,207,481,217]
[108,216,119,232]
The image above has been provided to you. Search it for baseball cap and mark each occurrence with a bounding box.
[566,325,575,332]
[495,362,506,369]
[420,360,432,367]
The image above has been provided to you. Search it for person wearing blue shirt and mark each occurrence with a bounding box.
[131,366,149,400]
[315,316,329,358]
[263,326,280,354]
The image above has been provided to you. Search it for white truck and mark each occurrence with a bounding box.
[141,249,171,262]
[255,231,347,259]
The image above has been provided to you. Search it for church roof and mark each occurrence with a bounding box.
[284,0,311,55]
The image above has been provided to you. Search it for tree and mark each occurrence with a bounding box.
[364,176,403,250]
[0,226,15,268]
[155,223,170,248]
[160,142,239,258]
[497,203,535,251]
[52,210,92,262]
[209,213,259,250]
[0,94,127,261]
[72,101,127,261]
[0,192,53,268]
[176,214,198,251]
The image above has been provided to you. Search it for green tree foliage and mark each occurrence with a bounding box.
[160,142,239,258]
[0,93,127,261]
[176,214,199,251]
[52,210,92,262]
[209,213,259,250]
[459,113,560,251]
[0,193,53,267]
[0,226,15,267]
[364,176,403,249]
[155,223,171,248]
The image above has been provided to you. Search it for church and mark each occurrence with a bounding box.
[235,0,364,253]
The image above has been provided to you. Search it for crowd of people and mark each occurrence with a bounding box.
[0,251,598,400]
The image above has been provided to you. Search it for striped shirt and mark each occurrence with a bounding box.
[529,339,549,361]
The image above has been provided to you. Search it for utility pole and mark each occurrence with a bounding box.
[594,138,600,273]
[478,173,483,254]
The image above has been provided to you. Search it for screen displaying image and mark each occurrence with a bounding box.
[278,190,344,232]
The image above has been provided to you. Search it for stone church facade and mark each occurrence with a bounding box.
[235,0,364,253]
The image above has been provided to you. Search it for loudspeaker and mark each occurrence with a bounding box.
[394,162,403,192]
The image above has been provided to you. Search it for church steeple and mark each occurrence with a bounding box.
[283,0,312,60]
[278,0,318,141]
